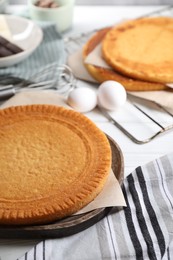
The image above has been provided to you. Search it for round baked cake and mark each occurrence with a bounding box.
[0,105,111,225]
[102,17,173,83]
[83,27,166,91]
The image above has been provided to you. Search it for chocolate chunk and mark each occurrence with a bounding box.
[0,35,8,45]
[6,42,23,54]
[0,45,13,57]
[0,35,23,58]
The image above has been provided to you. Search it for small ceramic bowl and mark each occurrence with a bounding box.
[28,0,75,32]
[0,15,43,67]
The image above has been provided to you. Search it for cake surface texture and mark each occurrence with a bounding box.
[0,105,111,225]
[82,27,166,91]
[102,17,173,83]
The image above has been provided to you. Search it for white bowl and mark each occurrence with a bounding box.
[0,15,43,68]
[28,0,75,32]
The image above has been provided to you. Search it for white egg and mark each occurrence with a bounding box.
[98,81,127,111]
[67,87,97,113]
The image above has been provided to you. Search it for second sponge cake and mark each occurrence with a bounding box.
[102,17,173,83]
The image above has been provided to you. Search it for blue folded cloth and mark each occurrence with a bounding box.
[18,153,173,260]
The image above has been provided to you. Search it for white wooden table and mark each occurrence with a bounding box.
[0,4,173,260]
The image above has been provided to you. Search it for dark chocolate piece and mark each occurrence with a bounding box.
[0,45,13,57]
[6,42,23,54]
[0,35,7,45]
[0,35,23,58]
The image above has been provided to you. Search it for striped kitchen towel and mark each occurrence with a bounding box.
[18,153,173,260]
[0,23,65,79]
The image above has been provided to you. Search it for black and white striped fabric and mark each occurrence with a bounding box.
[0,24,65,79]
[18,153,173,260]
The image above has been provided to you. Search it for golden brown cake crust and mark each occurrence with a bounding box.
[0,105,111,225]
[83,27,167,91]
[102,17,173,83]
